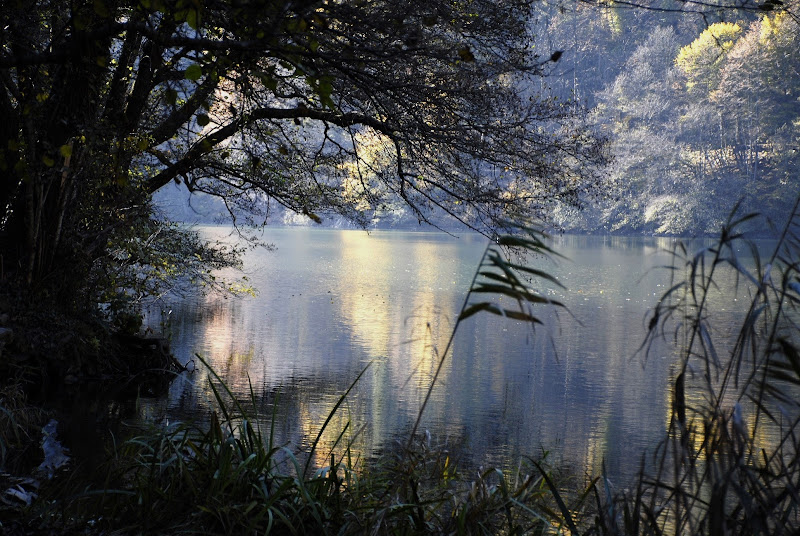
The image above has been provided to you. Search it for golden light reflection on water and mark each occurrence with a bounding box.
[336,231,457,369]
[297,391,371,470]
[333,231,468,457]
[143,229,786,486]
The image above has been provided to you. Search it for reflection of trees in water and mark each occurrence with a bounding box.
[138,230,778,485]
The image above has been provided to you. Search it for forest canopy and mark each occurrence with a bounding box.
[1,0,798,327]
[544,0,799,234]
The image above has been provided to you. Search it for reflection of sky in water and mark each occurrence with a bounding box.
[141,228,774,482]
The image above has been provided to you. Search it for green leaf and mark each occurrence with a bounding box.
[317,78,334,109]
[59,144,73,158]
[165,88,178,105]
[93,0,110,17]
[196,114,210,127]
[42,155,55,167]
[185,64,202,81]
[263,76,278,91]
[186,8,199,29]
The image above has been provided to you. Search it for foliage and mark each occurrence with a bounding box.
[95,219,253,319]
[675,21,743,94]
[9,222,575,535]
[18,189,800,536]
[36,359,570,535]
[409,220,566,445]
[572,0,800,236]
[0,0,605,322]
[564,199,800,534]
[0,384,47,474]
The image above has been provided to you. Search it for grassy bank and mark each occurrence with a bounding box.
[3,363,579,534]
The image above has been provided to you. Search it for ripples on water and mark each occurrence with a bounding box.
[139,227,764,482]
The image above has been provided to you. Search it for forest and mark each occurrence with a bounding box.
[545,0,799,235]
[154,0,800,237]
[1,0,800,534]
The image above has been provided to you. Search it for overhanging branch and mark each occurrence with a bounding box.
[145,106,395,194]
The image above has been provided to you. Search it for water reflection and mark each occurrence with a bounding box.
[140,229,762,483]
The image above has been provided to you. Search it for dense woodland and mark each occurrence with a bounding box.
[0,0,605,325]
[544,0,800,235]
[157,1,800,236]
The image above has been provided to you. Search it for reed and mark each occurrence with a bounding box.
[580,198,800,535]
[43,367,569,535]
[29,221,574,535]
[34,206,800,534]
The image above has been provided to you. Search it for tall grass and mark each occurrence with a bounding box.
[582,199,800,535]
[46,368,570,534]
[33,205,800,535]
[35,221,574,535]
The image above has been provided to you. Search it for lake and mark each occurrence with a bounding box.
[139,227,742,482]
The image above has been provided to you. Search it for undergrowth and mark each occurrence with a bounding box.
[581,199,800,535]
[34,361,571,535]
[12,203,800,535]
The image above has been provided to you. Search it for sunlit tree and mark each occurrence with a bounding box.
[0,0,606,313]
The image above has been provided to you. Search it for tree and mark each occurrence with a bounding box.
[593,25,693,233]
[0,0,606,316]
[676,21,742,95]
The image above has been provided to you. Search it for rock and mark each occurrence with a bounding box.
[37,420,70,479]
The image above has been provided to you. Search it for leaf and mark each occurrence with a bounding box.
[59,145,72,158]
[93,0,110,17]
[184,64,202,81]
[458,47,475,62]
[495,235,555,255]
[459,302,499,321]
[196,114,210,127]
[501,261,566,289]
[531,459,580,535]
[470,283,561,306]
[186,8,199,29]
[165,88,178,105]
[317,78,334,108]
[42,155,55,167]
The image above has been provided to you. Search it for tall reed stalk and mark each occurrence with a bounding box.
[38,221,574,535]
[584,198,800,535]
[409,221,566,446]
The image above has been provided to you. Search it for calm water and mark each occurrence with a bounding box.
[139,227,739,481]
